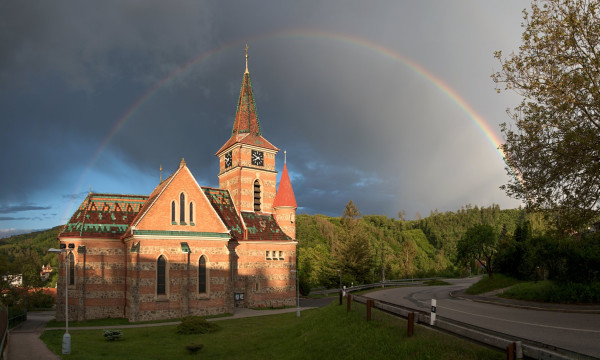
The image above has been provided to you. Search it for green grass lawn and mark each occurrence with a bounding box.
[41,303,503,360]
[465,274,521,295]
[423,279,451,286]
[500,280,600,303]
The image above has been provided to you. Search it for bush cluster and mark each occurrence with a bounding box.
[176,316,220,335]
[496,223,600,284]
[185,343,204,354]
[103,330,123,341]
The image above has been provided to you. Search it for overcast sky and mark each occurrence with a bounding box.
[0,1,528,236]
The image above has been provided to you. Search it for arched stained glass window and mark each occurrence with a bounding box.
[180,193,185,223]
[198,256,207,294]
[189,202,194,224]
[157,255,166,295]
[171,201,176,223]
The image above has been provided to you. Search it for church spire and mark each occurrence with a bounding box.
[231,45,261,137]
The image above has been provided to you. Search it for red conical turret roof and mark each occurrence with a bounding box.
[273,162,297,208]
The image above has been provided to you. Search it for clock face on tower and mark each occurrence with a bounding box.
[251,150,264,166]
[225,151,232,168]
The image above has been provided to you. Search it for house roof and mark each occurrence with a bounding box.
[273,163,297,208]
[241,212,292,241]
[60,193,148,239]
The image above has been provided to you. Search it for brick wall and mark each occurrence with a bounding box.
[124,237,232,322]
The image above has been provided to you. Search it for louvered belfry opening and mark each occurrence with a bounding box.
[254,180,261,211]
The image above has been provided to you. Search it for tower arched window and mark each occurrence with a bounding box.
[68,252,75,286]
[157,255,166,295]
[198,256,207,294]
[179,193,185,224]
[253,180,261,212]
[171,201,176,223]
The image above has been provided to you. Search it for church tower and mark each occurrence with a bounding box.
[216,47,279,213]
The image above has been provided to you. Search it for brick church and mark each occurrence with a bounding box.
[55,51,298,322]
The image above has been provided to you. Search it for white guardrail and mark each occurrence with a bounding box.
[338,281,596,360]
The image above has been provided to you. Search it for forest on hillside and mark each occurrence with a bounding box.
[0,203,554,293]
[0,226,62,288]
[296,202,549,289]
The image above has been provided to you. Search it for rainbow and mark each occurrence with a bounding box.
[62,29,515,222]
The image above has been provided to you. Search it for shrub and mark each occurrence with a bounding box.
[176,316,220,335]
[103,330,123,341]
[299,276,311,296]
[26,289,55,310]
[185,343,204,354]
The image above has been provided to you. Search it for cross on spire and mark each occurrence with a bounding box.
[245,44,249,74]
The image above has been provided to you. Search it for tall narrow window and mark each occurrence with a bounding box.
[198,256,207,294]
[171,201,176,223]
[253,180,261,212]
[157,255,166,295]
[179,193,185,223]
[189,202,194,224]
[68,252,75,286]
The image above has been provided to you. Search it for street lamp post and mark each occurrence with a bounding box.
[48,246,71,355]
[291,269,300,317]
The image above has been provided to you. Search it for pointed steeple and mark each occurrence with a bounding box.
[273,161,297,208]
[231,45,261,137]
[216,47,278,156]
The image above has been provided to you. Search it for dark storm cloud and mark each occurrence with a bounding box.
[1,1,526,232]
[0,203,51,214]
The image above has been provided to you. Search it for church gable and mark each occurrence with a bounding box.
[132,161,228,235]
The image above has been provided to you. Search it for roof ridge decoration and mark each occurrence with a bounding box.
[231,45,261,137]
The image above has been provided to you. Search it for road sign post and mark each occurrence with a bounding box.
[430,299,437,325]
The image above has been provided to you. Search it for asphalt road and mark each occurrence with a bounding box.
[366,278,600,358]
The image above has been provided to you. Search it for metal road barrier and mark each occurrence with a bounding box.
[0,307,7,360]
[344,286,595,360]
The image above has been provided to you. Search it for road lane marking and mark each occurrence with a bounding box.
[438,304,600,333]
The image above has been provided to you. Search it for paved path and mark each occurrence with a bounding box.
[7,311,60,360]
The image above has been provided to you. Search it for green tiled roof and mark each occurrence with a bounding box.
[60,193,148,239]
[202,187,244,240]
[241,212,292,241]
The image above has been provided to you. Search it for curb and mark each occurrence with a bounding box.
[44,306,316,331]
[449,291,600,314]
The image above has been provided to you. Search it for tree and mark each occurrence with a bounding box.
[457,224,498,279]
[493,0,600,231]
[333,200,372,284]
